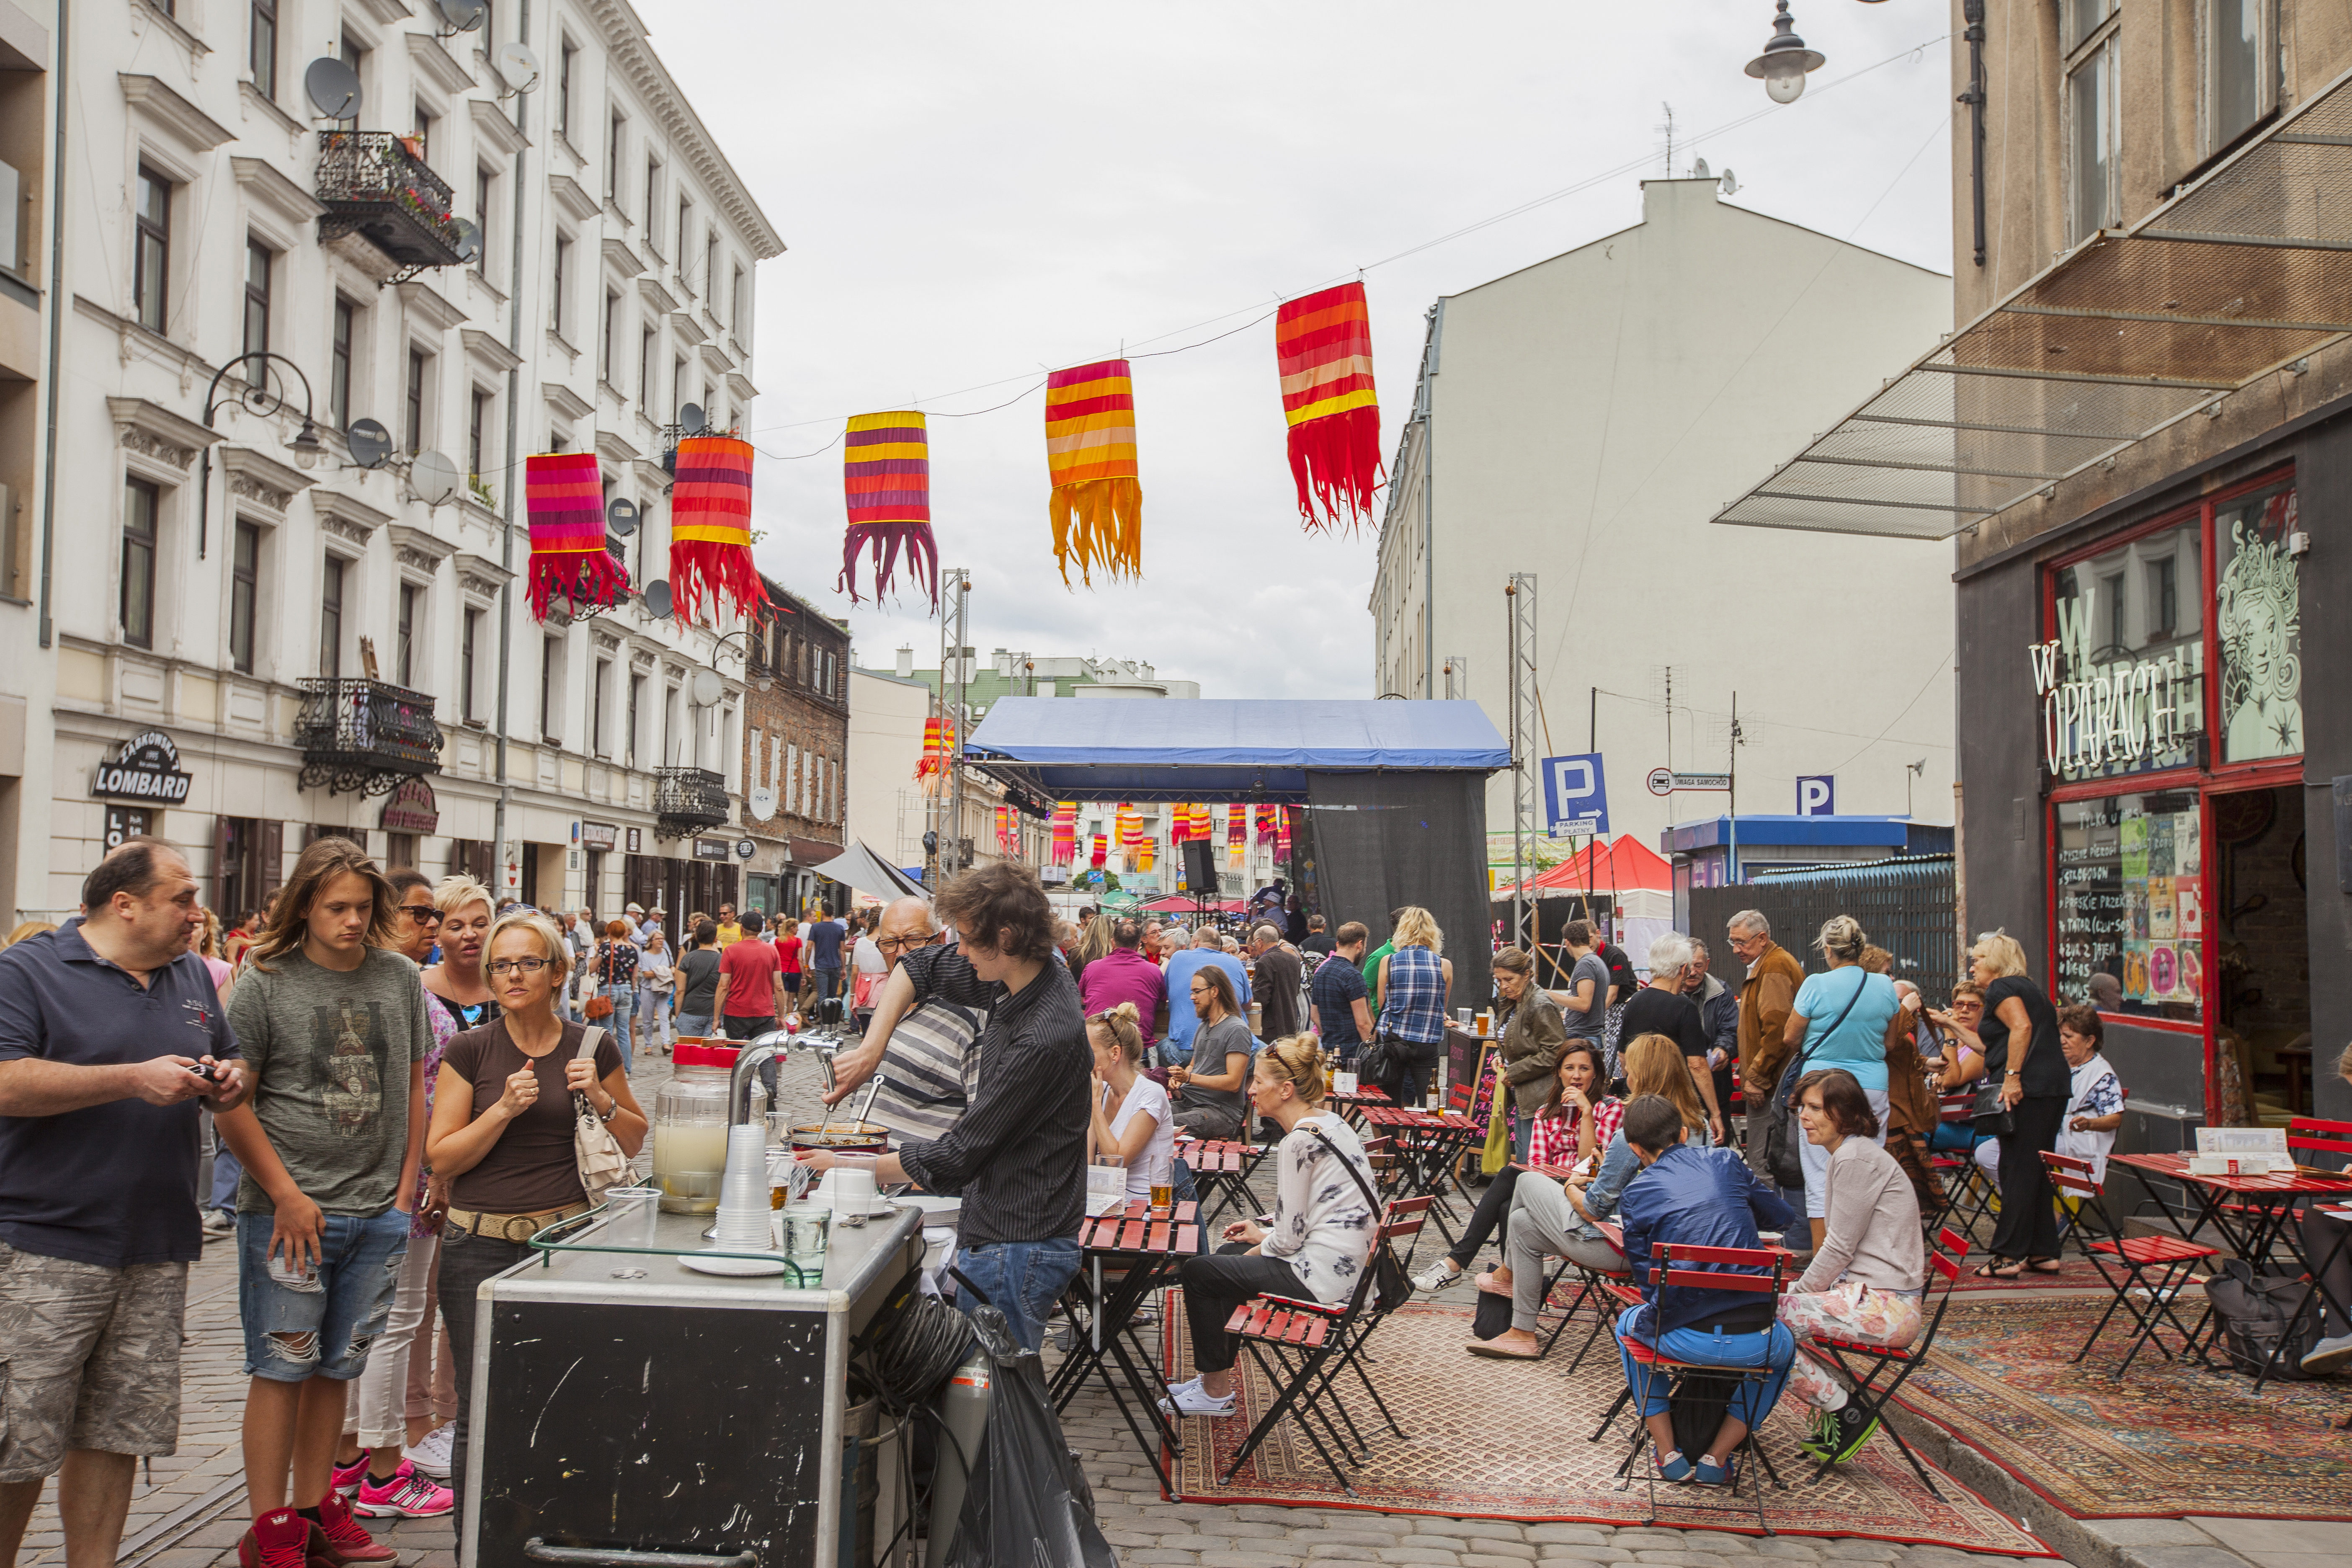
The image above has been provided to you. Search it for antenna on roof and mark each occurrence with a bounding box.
[1656,102,1676,176]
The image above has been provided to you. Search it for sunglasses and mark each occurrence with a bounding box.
[400,904,442,924]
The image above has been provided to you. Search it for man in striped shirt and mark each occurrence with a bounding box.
[851,897,980,1145]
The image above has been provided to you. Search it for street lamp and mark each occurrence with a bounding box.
[1746,0,1826,104]
[196,350,322,559]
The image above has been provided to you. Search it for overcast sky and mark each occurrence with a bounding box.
[638,1,1957,699]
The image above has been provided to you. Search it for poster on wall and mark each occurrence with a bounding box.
[2214,482,2303,764]
[2177,881,2205,938]
[2147,877,2177,941]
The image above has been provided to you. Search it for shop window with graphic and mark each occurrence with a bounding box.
[2043,516,2204,781]
[2055,791,2204,1019]
[2214,480,2302,763]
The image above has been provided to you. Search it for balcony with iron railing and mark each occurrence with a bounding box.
[654,766,732,836]
[315,133,465,270]
[296,678,446,797]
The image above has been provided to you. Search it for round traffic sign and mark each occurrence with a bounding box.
[1647,767,1675,797]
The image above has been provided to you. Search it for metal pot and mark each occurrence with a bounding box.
[789,1121,890,1156]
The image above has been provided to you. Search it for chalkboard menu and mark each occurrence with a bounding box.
[2054,790,2203,1019]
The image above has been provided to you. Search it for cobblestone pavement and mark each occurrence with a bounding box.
[13,1033,2113,1568]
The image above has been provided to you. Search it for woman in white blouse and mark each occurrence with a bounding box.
[1086,1002,1173,1199]
[1163,1035,1377,1418]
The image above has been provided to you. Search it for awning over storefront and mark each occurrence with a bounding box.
[802,840,926,903]
[961,697,1509,805]
[1713,64,2352,542]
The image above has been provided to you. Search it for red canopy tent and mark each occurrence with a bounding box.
[1493,836,1674,900]
[1137,893,1246,915]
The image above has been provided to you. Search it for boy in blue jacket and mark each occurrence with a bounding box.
[1615,1093,1798,1486]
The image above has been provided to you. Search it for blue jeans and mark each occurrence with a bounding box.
[1616,1304,1795,1431]
[814,967,841,1003]
[236,1208,411,1382]
[676,1011,712,1040]
[952,1236,1082,1354]
[209,1135,242,1216]
[602,998,635,1069]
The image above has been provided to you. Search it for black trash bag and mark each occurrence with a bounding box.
[942,1305,1117,1568]
[2205,1256,2325,1380]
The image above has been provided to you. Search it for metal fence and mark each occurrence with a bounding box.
[1689,854,1959,1001]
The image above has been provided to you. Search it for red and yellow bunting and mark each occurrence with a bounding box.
[1045,359,1141,585]
[841,411,939,609]
[524,452,625,619]
[1276,283,1382,530]
[670,436,769,623]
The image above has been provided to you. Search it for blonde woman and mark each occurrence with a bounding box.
[425,910,647,1521]
[1086,1001,1173,1199]
[1966,930,2066,1277]
[1163,1036,1375,1416]
[1375,906,1453,1106]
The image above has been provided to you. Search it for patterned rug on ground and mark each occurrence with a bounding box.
[1893,1295,2352,1519]
[1160,1296,2050,1554]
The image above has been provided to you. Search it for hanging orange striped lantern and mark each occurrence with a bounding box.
[1044,358,1141,585]
[1277,806,1294,861]
[1139,839,1156,874]
[1276,282,1382,531]
[914,716,956,792]
[669,435,769,623]
[1255,804,1277,846]
[1091,833,1109,869]
[524,452,626,620]
[1227,805,1246,869]
[841,411,939,609]
[1050,802,1078,866]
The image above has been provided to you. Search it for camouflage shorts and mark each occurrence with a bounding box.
[0,1241,187,1483]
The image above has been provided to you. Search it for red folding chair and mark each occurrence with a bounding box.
[2043,1150,2218,1377]
[1931,1093,1998,1248]
[1612,1242,1790,1534]
[1799,1226,1969,1498]
[1217,1195,1433,1496]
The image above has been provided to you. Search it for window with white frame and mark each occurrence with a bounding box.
[2065,6,2120,244]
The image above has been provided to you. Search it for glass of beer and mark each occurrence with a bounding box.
[1149,1181,1174,1212]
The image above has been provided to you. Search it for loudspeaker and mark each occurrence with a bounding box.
[1178,840,1217,895]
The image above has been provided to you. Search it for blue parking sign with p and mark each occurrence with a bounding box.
[1542,753,1609,837]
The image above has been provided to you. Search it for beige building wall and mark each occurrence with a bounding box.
[847,667,933,875]
[1372,178,1959,852]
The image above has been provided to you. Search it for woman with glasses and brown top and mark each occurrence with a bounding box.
[423,910,647,1523]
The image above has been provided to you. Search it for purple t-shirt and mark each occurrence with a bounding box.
[1077,947,1166,1027]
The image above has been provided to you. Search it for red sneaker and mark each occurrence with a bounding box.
[307,1490,400,1564]
[236,1509,317,1568]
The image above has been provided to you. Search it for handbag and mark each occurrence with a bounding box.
[1765,967,1873,1190]
[570,1026,630,1201]
[1969,1080,2014,1137]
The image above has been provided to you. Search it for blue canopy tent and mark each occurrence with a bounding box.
[962,698,1510,1013]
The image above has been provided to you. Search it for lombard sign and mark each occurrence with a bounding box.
[2030,637,2197,776]
[92,731,193,804]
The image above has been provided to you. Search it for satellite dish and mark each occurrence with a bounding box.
[689,669,725,708]
[303,56,363,121]
[495,41,541,94]
[345,418,393,469]
[679,403,705,436]
[1720,168,1739,196]
[433,0,487,32]
[642,579,673,619]
[410,450,462,506]
[606,496,639,536]
[451,217,482,266]
[1692,157,1710,179]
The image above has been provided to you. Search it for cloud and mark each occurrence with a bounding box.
[640,1,1954,699]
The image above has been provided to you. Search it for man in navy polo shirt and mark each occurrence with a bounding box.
[807,910,847,1011]
[0,838,245,1567]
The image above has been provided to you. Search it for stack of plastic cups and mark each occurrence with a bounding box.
[711,1123,774,1248]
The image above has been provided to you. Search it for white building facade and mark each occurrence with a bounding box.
[10,0,782,923]
[1372,178,1958,866]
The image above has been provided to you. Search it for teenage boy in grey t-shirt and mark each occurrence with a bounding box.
[214,841,431,1566]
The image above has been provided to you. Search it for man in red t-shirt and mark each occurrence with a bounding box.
[712,909,785,1041]
[775,918,804,1006]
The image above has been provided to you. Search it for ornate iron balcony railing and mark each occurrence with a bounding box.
[654,766,732,835]
[295,678,445,797]
[315,132,465,269]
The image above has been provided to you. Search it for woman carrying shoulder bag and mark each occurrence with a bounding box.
[425,910,647,1523]
[1967,931,2068,1277]
[1778,916,1901,1249]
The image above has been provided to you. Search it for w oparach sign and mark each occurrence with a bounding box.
[91,731,193,804]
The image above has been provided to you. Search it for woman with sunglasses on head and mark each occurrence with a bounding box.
[424,911,647,1524]
[328,870,460,1521]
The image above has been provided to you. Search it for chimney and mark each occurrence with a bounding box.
[994,648,1012,677]
[895,645,913,679]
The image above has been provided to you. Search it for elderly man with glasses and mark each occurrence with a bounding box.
[827,897,980,1145]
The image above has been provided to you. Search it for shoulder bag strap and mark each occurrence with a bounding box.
[1305,1122,1383,1217]
[1786,967,1873,1090]
[572,1026,604,1104]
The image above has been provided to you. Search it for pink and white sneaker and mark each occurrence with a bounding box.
[352,1460,454,1519]
[328,1452,370,1498]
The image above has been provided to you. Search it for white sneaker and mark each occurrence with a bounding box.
[201,1210,235,1237]
[1414,1260,1462,1293]
[1158,1380,1236,1418]
[406,1424,455,1478]
[2301,1332,2352,1378]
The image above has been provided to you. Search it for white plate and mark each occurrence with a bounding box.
[676,1253,793,1277]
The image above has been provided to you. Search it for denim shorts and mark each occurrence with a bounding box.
[236,1209,410,1382]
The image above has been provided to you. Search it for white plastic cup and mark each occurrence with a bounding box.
[725,1123,768,1182]
[831,1164,877,1214]
[601,1185,662,1246]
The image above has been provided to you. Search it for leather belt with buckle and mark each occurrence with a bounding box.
[447,1203,589,1243]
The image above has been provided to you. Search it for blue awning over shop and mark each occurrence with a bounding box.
[962,698,1510,806]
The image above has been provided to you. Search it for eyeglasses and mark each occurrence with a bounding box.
[400,905,442,924]
[875,931,943,954]
[485,957,552,976]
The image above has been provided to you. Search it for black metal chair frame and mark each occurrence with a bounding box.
[2044,1150,2218,1378]
[1797,1226,1968,1499]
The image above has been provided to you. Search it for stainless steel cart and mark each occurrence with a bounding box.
[462,1204,924,1568]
